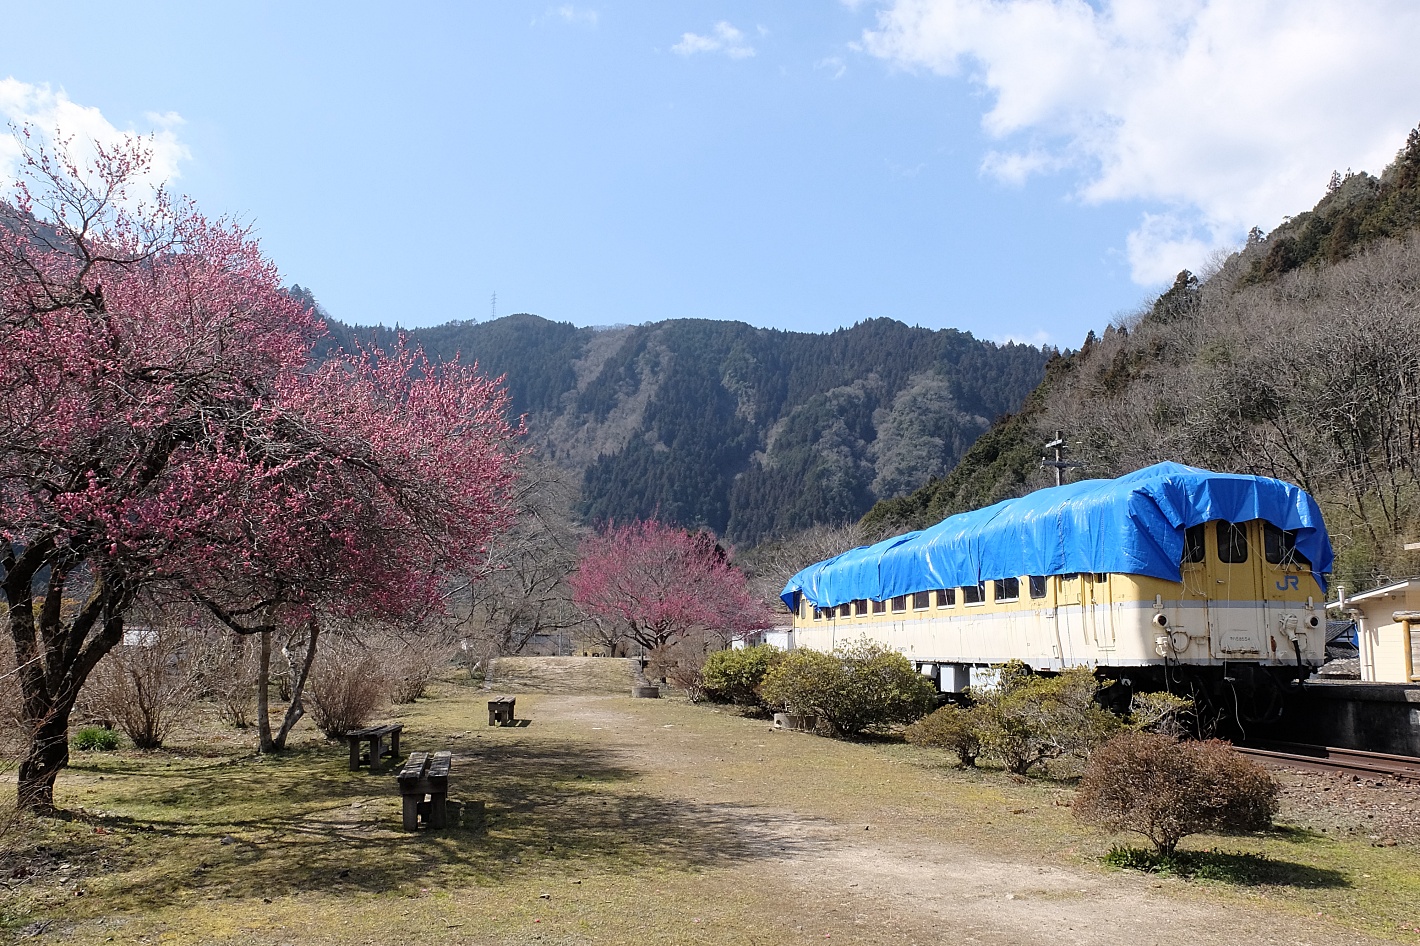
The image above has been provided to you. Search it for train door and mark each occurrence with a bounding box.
[1178,524,1212,653]
[1086,573,1116,651]
[1208,520,1266,659]
[1054,573,1085,664]
[1031,574,1065,668]
[1259,521,1314,664]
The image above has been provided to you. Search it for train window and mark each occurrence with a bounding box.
[962,582,984,604]
[1029,575,1047,599]
[912,591,931,610]
[1263,523,1284,564]
[1183,524,1206,564]
[812,607,823,621]
[994,577,1019,601]
[872,599,886,614]
[1059,572,1078,583]
[1217,521,1248,563]
[936,588,956,608]
[838,603,853,618]
[891,595,907,612]
[853,599,869,616]
[1092,573,1108,584]
[1264,524,1311,567]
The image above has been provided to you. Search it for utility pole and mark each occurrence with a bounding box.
[1041,431,1084,486]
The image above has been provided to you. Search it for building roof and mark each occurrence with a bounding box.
[782,462,1334,610]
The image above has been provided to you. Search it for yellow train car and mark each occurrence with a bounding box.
[781,463,1333,700]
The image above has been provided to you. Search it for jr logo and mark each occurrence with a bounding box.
[1275,575,1299,591]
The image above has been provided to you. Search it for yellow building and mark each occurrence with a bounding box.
[1332,580,1420,683]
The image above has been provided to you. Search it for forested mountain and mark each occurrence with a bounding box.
[866,126,1420,590]
[320,315,1048,545]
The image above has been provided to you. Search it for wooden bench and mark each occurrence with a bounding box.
[397,750,452,830]
[345,723,403,772]
[487,696,515,726]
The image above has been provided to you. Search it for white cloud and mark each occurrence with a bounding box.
[673,21,756,59]
[816,56,848,79]
[544,5,598,27]
[861,0,1420,284]
[0,78,188,200]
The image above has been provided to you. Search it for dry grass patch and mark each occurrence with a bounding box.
[0,670,1413,944]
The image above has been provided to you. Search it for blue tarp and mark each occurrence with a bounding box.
[781,462,1334,610]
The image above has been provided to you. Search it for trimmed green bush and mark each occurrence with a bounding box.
[701,644,783,706]
[970,662,1121,775]
[904,703,981,767]
[73,726,121,751]
[760,639,937,737]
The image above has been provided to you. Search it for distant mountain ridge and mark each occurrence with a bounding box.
[320,314,1049,545]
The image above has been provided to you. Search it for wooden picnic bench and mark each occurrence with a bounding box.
[397,750,452,830]
[345,723,403,772]
[487,696,515,726]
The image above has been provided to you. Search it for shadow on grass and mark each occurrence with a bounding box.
[64,737,826,913]
[1103,845,1349,888]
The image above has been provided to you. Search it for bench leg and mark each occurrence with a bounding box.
[488,708,496,726]
[348,739,360,771]
[369,735,383,771]
[402,793,420,831]
[429,793,447,829]
[389,729,401,760]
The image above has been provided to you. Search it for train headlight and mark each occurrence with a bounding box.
[1152,612,1169,628]
[1306,614,1320,628]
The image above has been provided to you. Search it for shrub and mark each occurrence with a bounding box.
[305,640,387,738]
[198,634,261,729]
[386,641,438,704]
[644,634,715,701]
[1129,691,1194,737]
[971,663,1121,775]
[701,645,784,707]
[83,628,202,749]
[904,703,982,767]
[72,726,121,751]
[1073,732,1279,855]
[760,639,937,737]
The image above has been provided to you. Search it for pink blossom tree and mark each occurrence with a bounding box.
[568,520,776,657]
[0,132,521,811]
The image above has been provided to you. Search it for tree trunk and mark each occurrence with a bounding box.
[6,550,128,813]
[271,620,320,751]
[257,628,275,753]
[17,704,72,814]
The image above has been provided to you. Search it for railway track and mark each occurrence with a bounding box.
[1236,741,1420,782]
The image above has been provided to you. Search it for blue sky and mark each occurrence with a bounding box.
[3,2,1418,347]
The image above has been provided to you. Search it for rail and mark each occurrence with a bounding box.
[1235,741,1420,783]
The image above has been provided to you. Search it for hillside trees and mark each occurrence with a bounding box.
[451,461,587,661]
[339,312,1049,545]
[568,520,775,658]
[864,126,1420,586]
[0,134,521,810]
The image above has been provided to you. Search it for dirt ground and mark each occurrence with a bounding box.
[6,663,1419,945]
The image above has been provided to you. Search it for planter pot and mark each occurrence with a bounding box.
[773,712,816,732]
[631,685,661,699]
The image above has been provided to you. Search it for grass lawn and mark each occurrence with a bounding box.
[2,663,1417,945]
